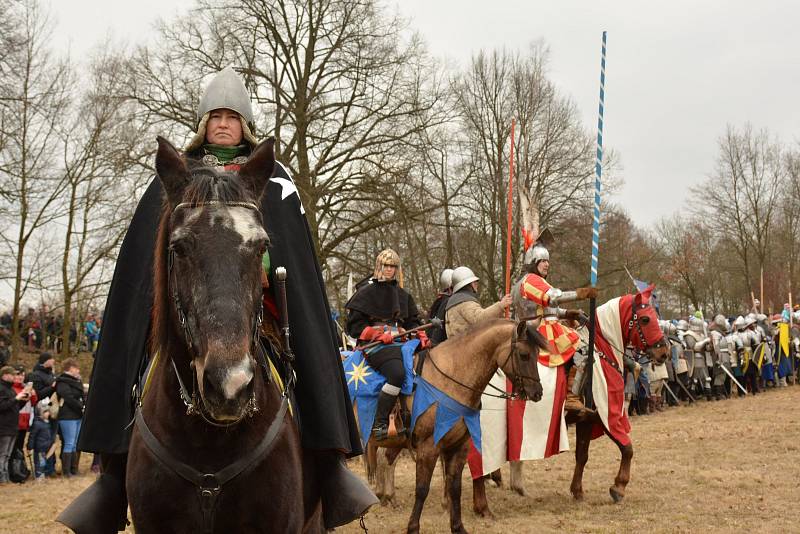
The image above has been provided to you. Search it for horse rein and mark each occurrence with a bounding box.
[425,320,540,401]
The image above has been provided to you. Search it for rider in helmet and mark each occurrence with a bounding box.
[428,268,454,345]
[444,266,511,338]
[64,67,377,533]
[345,249,429,441]
[513,235,596,413]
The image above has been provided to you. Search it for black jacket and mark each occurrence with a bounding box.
[345,279,421,338]
[27,417,55,451]
[0,379,23,437]
[55,373,84,421]
[29,363,55,399]
[79,160,361,456]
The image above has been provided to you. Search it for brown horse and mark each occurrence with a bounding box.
[365,318,549,534]
[471,287,669,516]
[125,138,323,533]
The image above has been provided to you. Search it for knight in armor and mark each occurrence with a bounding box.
[660,320,682,406]
[345,249,429,441]
[62,67,376,533]
[674,319,692,400]
[726,317,745,397]
[428,268,454,346]
[512,239,595,414]
[445,266,511,338]
[708,314,732,400]
[755,313,776,388]
[645,322,670,411]
[684,316,713,401]
[738,315,760,395]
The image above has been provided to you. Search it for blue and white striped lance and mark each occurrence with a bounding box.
[590,31,607,288]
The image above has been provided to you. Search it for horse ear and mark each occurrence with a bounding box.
[636,283,656,304]
[155,136,190,205]
[238,137,275,198]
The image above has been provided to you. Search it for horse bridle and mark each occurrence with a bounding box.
[628,303,667,355]
[166,200,277,427]
[426,320,541,401]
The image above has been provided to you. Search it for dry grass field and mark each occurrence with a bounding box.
[2,382,798,533]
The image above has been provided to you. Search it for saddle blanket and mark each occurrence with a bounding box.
[467,363,569,479]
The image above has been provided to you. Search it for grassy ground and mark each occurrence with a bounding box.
[1,382,798,533]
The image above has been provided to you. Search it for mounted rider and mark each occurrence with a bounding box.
[512,235,595,412]
[445,266,511,338]
[62,67,376,533]
[428,268,454,346]
[345,249,430,441]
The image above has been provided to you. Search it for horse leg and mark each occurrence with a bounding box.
[471,476,493,519]
[375,448,388,505]
[609,439,634,503]
[489,468,502,487]
[440,456,450,510]
[406,437,438,534]
[569,421,592,500]
[509,460,526,496]
[442,442,470,534]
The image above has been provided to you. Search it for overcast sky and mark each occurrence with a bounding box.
[46,0,800,228]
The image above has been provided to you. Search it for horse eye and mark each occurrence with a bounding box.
[640,316,650,325]
[169,238,190,257]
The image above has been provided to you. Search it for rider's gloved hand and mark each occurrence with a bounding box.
[416,331,431,349]
[378,331,395,344]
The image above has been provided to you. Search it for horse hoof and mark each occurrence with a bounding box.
[380,495,393,506]
[452,527,469,534]
[511,485,526,497]
[571,489,584,501]
[609,487,624,503]
[473,507,494,520]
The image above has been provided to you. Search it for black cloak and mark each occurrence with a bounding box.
[344,279,420,339]
[78,162,362,456]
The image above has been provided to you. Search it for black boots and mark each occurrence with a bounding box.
[57,453,129,534]
[316,451,378,530]
[61,453,73,479]
[371,391,398,441]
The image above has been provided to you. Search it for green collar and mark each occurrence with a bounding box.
[202,144,249,164]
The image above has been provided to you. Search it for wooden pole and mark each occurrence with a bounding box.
[504,118,515,318]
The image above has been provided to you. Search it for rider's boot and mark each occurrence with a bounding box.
[371,388,400,441]
[316,450,378,530]
[56,453,129,534]
[565,392,594,421]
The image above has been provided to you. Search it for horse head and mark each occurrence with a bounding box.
[154,136,275,422]
[626,284,668,364]
[496,320,549,402]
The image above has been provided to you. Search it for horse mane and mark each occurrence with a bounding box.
[149,164,261,354]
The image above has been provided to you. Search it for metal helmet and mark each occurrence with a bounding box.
[197,67,254,126]
[688,316,704,334]
[733,315,746,331]
[745,313,757,327]
[438,268,454,291]
[523,243,549,266]
[676,319,689,332]
[756,313,767,323]
[451,266,479,293]
[713,314,729,332]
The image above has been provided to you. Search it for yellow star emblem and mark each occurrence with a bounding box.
[346,359,373,391]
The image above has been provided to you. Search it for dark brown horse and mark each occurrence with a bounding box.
[126,138,323,533]
[471,288,669,516]
[365,319,549,534]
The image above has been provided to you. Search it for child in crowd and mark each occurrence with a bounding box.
[27,403,55,481]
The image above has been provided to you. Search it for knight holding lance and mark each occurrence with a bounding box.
[345,249,430,441]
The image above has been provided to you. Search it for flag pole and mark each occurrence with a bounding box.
[505,118,516,318]
[584,31,607,410]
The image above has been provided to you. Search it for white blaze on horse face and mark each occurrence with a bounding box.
[213,206,267,248]
[221,355,254,400]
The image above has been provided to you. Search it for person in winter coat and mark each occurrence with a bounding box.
[0,366,30,484]
[444,266,511,338]
[29,352,56,400]
[55,359,84,478]
[27,403,56,480]
[11,364,37,450]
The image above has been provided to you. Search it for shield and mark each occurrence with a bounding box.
[682,348,695,376]
[754,342,770,370]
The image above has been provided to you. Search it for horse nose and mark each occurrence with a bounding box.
[203,356,254,405]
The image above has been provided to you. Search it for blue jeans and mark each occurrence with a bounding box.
[59,419,82,453]
[33,449,55,478]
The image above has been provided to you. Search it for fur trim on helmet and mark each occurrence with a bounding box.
[373,249,403,287]
[184,111,259,153]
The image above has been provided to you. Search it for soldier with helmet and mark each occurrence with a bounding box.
[345,249,429,441]
[739,315,760,395]
[444,266,512,338]
[708,315,732,400]
[684,316,713,401]
[64,67,378,532]
[428,268,454,345]
[513,237,595,413]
